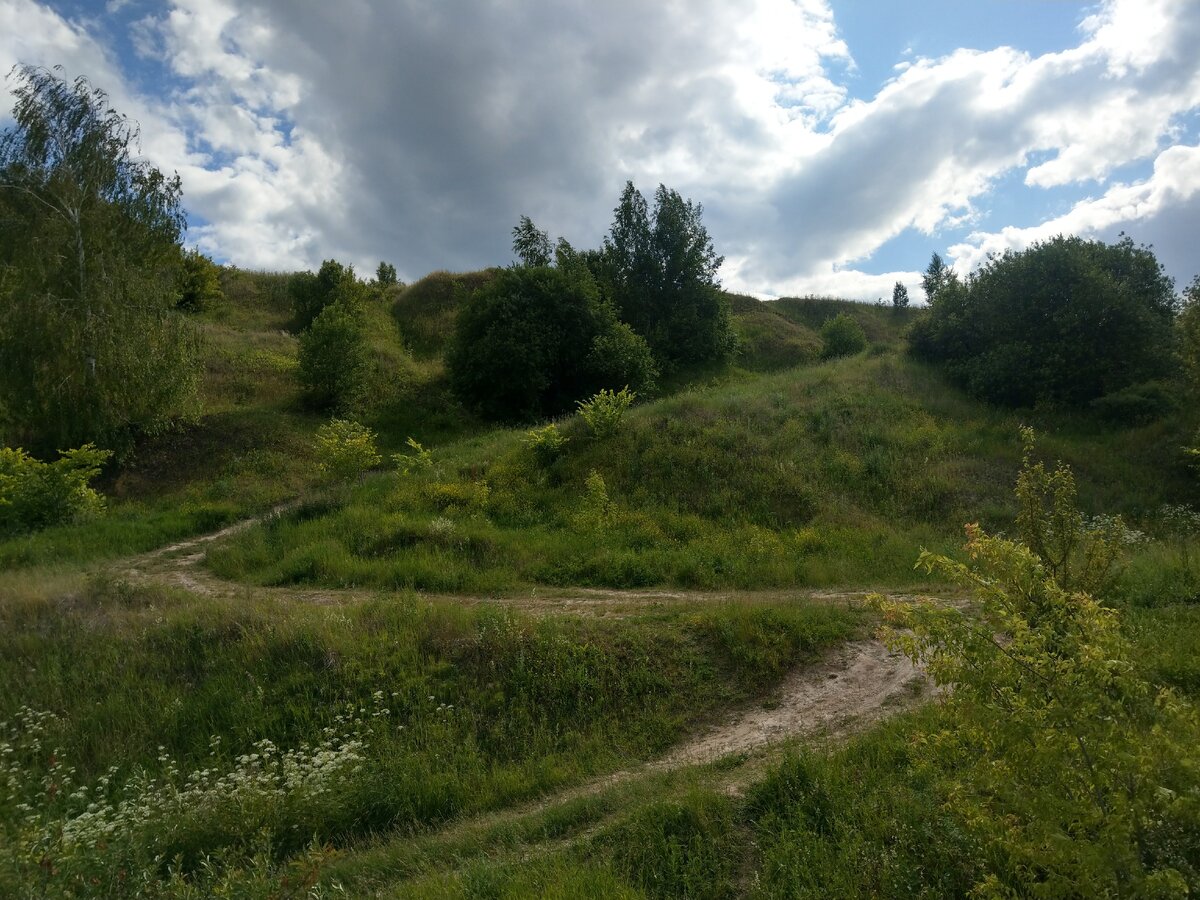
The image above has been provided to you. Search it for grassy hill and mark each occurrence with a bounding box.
[2,266,1198,898]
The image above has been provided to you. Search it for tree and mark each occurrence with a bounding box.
[0,65,199,454]
[602,182,734,368]
[376,261,398,287]
[909,235,1178,407]
[891,281,909,310]
[447,265,655,421]
[291,259,361,331]
[1181,274,1200,395]
[512,215,552,267]
[297,300,367,412]
[921,252,952,303]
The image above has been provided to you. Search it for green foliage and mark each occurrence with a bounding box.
[1089,379,1179,425]
[393,437,434,475]
[586,320,659,397]
[0,65,199,454]
[891,281,909,310]
[524,423,569,467]
[313,419,380,482]
[447,266,654,421]
[176,249,223,312]
[1181,275,1200,396]
[577,387,636,439]
[873,432,1200,897]
[376,260,398,286]
[290,259,361,331]
[820,313,867,359]
[297,301,368,412]
[910,235,1178,407]
[1013,426,1145,594]
[512,215,552,267]
[0,444,112,536]
[920,252,954,303]
[602,182,735,369]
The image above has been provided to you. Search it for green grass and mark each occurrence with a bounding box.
[0,574,858,895]
[205,349,1200,595]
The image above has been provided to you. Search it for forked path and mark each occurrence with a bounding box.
[115,510,935,764]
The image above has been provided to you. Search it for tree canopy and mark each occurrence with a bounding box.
[0,65,198,454]
[909,235,1178,407]
[601,182,734,368]
[447,265,655,422]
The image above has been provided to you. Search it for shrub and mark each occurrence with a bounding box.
[524,423,569,467]
[575,469,613,530]
[1088,379,1179,425]
[819,313,867,359]
[577,387,636,438]
[910,235,1178,407]
[393,437,434,475]
[313,419,380,482]
[297,301,367,412]
[0,444,112,536]
[872,430,1200,896]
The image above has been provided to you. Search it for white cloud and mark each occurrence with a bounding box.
[2,0,1199,293]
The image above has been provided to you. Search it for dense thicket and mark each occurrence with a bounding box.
[0,66,198,454]
[447,266,655,421]
[290,259,361,331]
[909,236,1178,407]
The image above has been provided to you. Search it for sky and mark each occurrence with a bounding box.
[1,0,1198,300]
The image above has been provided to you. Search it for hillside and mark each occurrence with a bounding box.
[2,266,1198,898]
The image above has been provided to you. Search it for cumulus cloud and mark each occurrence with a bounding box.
[1,0,1199,296]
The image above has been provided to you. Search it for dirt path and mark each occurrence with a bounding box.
[115,510,935,767]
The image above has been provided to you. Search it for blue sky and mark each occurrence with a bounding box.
[2,0,1198,299]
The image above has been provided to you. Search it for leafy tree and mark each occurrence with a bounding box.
[819,313,867,359]
[602,182,734,368]
[291,259,361,331]
[375,261,398,287]
[920,252,953,303]
[447,265,654,421]
[512,215,552,267]
[891,281,909,310]
[297,301,367,412]
[909,235,1178,407]
[0,65,199,454]
[176,248,223,312]
[1181,274,1200,395]
[873,431,1198,896]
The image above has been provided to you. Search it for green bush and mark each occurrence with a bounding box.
[873,430,1200,896]
[0,444,112,536]
[297,301,367,412]
[176,249,223,312]
[910,235,1178,407]
[577,387,636,438]
[820,313,867,359]
[313,419,380,482]
[448,266,653,421]
[1089,379,1179,425]
[524,423,569,467]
